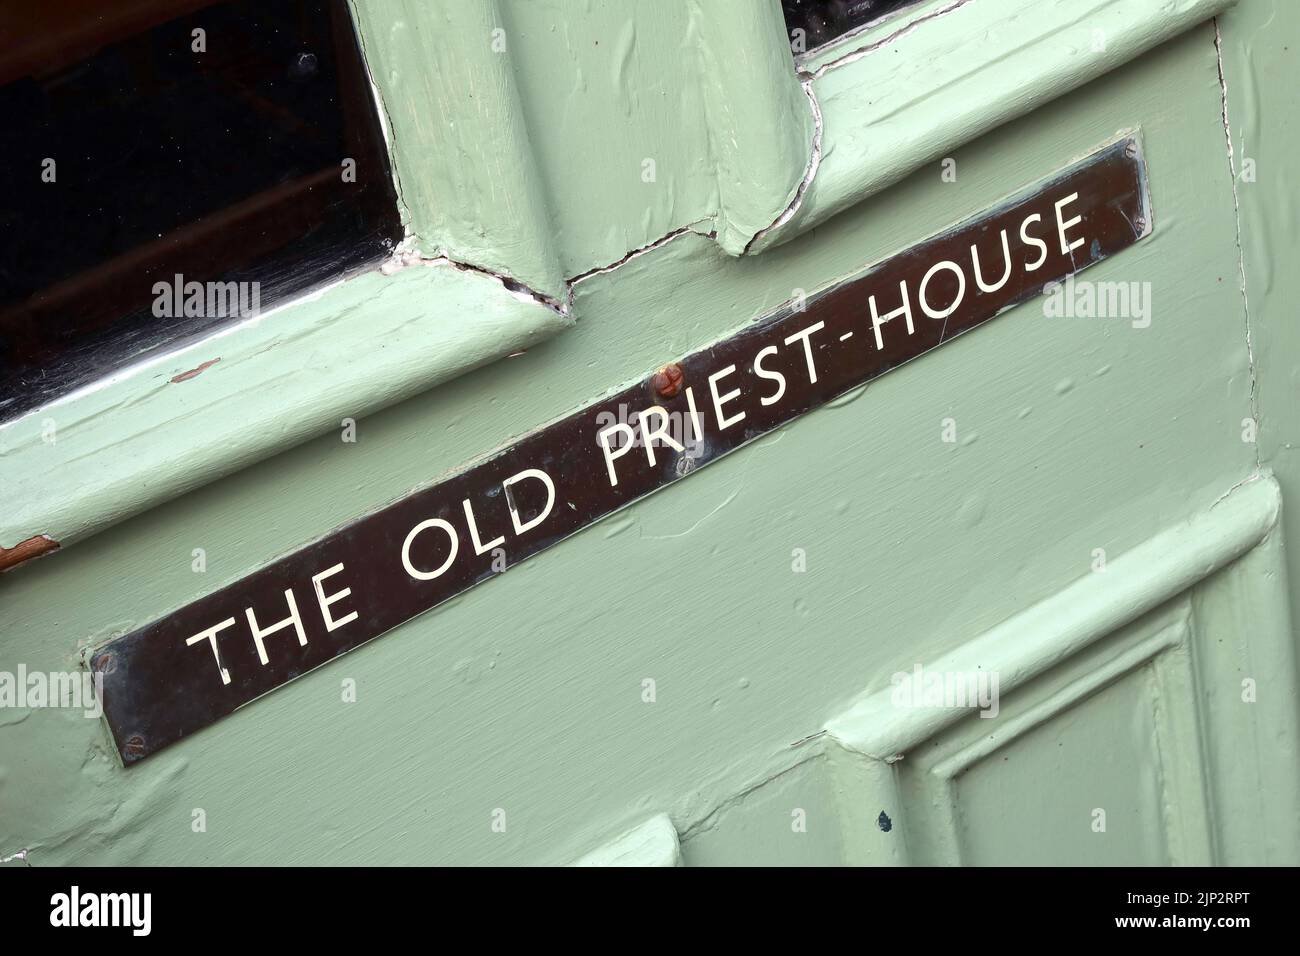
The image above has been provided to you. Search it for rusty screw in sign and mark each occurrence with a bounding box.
[123,734,147,760]
[652,363,684,399]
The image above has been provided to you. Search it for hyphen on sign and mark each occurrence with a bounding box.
[91,135,1151,764]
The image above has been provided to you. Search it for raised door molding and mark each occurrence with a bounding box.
[566,475,1298,866]
[569,814,683,867]
[753,0,1240,251]
[823,473,1299,865]
[1,0,1237,567]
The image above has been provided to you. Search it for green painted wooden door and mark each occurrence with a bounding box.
[2,0,1297,866]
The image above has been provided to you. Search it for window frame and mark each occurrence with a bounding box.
[0,0,1235,568]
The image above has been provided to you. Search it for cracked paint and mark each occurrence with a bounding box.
[1214,16,1262,473]
[788,729,828,748]
[675,756,820,844]
[1210,471,1266,511]
[383,220,719,320]
[567,222,715,288]
[743,79,824,255]
[799,0,976,81]
[351,10,412,237]
[744,0,974,255]
[380,243,567,315]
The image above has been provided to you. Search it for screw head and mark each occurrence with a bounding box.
[651,363,684,399]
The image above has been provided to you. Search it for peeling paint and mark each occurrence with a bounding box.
[348,2,568,300]
[445,260,565,315]
[380,245,567,316]
[0,534,60,573]
[169,358,221,384]
[0,10,1280,866]
[380,219,720,322]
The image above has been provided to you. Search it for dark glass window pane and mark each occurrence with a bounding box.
[782,0,926,54]
[0,0,401,420]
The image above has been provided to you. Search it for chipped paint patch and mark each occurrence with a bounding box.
[380,246,569,316]
[379,220,718,320]
[170,358,221,384]
[0,534,60,572]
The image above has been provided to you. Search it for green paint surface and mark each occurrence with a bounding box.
[0,264,570,549]
[2,3,1296,866]
[354,0,810,283]
[1223,0,1300,679]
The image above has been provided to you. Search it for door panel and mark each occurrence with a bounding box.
[581,477,1295,866]
[3,1,1296,869]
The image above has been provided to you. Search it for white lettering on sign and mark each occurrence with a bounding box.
[186,565,361,683]
[919,260,966,319]
[598,195,1089,488]
[708,365,745,431]
[597,422,635,486]
[502,468,555,534]
[1055,191,1085,255]
[401,518,459,580]
[784,321,826,384]
[754,345,785,406]
[174,183,1104,692]
[869,280,913,350]
[185,619,237,685]
[246,589,307,666]
[637,406,685,467]
[185,468,559,685]
[1021,213,1049,270]
[312,563,358,632]
[93,140,1149,765]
